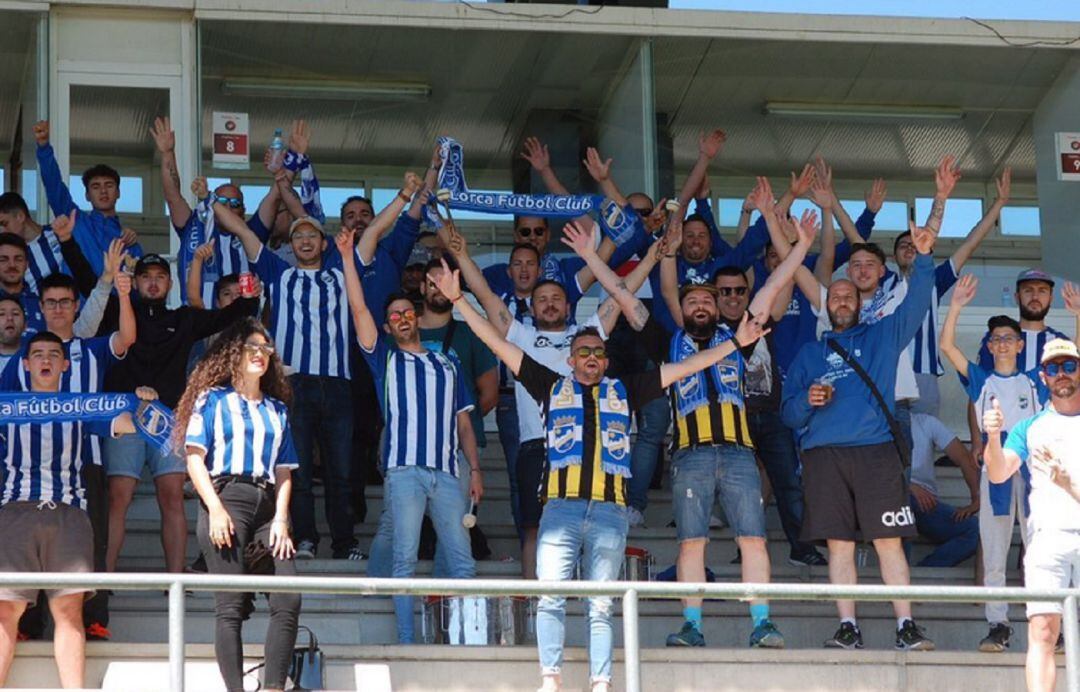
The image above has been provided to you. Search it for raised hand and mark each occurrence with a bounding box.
[983,397,1003,437]
[430,257,463,302]
[658,215,683,258]
[520,136,551,172]
[583,147,612,183]
[643,201,668,234]
[150,117,175,153]
[121,227,139,248]
[995,167,1012,205]
[191,176,209,200]
[909,219,937,255]
[193,238,216,264]
[32,120,49,146]
[403,171,422,197]
[935,155,961,198]
[561,220,599,259]
[430,143,443,170]
[865,178,888,214]
[102,239,126,282]
[734,312,770,350]
[749,176,775,216]
[288,119,311,155]
[697,172,712,200]
[1062,281,1080,317]
[789,164,815,198]
[794,208,820,246]
[950,273,979,308]
[335,228,356,257]
[698,129,727,160]
[115,271,132,297]
[442,221,467,257]
[1032,445,1074,493]
[51,211,76,242]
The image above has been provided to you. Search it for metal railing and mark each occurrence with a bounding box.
[4,573,1080,692]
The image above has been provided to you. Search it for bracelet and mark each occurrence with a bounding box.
[397,190,411,203]
[450,294,464,303]
[663,253,677,258]
[732,336,744,349]
[741,208,753,215]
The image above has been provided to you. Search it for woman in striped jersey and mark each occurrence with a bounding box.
[173,318,300,692]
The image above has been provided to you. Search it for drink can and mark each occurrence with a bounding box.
[239,272,257,297]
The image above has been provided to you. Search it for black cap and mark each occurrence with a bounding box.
[134,254,171,276]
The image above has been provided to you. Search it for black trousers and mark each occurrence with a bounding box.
[197,479,300,692]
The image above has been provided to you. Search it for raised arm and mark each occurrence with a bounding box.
[438,220,518,337]
[813,191,837,286]
[113,271,137,356]
[186,239,215,310]
[432,261,526,376]
[658,313,768,387]
[677,129,726,209]
[583,147,628,210]
[748,209,816,318]
[213,201,264,262]
[982,399,1022,483]
[284,119,325,222]
[73,238,123,339]
[521,136,571,196]
[336,229,379,351]
[775,164,814,216]
[52,211,97,298]
[273,169,307,221]
[356,172,420,264]
[33,121,77,216]
[1063,281,1080,342]
[150,117,192,229]
[659,220,684,328]
[951,167,1009,271]
[939,274,977,377]
[562,221,649,331]
[925,155,960,235]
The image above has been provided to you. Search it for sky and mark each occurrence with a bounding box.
[665,0,1080,22]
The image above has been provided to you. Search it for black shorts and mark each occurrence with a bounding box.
[800,442,915,543]
[517,440,547,529]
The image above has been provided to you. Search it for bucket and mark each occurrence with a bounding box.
[420,596,535,645]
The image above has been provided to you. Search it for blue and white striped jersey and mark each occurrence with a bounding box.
[253,246,352,379]
[0,417,111,510]
[977,326,1069,373]
[362,336,474,477]
[175,211,270,306]
[184,386,298,484]
[23,228,68,296]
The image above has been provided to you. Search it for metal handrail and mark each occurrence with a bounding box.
[3,573,1079,692]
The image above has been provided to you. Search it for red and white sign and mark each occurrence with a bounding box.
[212,112,249,170]
[1057,132,1080,182]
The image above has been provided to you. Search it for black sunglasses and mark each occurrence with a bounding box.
[516,226,547,238]
[717,286,748,297]
[215,196,243,209]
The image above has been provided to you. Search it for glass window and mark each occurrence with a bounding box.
[321,187,364,219]
[21,170,38,211]
[1000,206,1041,237]
[838,200,908,232]
[717,198,756,227]
[914,197,983,238]
[68,175,143,214]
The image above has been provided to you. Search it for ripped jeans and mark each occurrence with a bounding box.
[535,498,628,683]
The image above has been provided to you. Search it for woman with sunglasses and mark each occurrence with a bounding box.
[173,317,300,692]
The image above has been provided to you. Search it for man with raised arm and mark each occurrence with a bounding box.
[336,228,481,645]
[983,338,1080,692]
[781,220,940,652]
[431,249,767,692]
[33,121,142,275]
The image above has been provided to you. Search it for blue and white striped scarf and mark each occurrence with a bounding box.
[546,376,632,478]
[669,326,743,418]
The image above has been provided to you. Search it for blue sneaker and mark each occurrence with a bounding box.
[666,621,705,647]
[749,620,785,649]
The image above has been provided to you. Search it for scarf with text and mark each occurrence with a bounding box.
[669,325,743,419]
[546,376,632,478]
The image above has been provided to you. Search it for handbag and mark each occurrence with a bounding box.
[826,339,911,469]
[289,625,325,690]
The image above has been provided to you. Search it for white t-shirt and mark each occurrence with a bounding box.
[910,412,958,496]
[1005,408,1080,532]
[507,314,606,442]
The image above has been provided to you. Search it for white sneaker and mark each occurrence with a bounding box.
[295,540,316,560]
[627,507,646,528]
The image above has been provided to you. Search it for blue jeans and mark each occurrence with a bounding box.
[747,410,817,558]
[627,391,670,513]
[911,493,979,567]
[387,465,475,643]
[288,374,356,556]
[671,445,766,540]
[536,499,628,683]
[496,391,523,541]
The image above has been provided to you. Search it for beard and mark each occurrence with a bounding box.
[1053,381,1078,399]
[534,314,565,331]
[1020,302,1050,322]
[828,307,859,331]
[425,296,453,314]
[684,313,717,339]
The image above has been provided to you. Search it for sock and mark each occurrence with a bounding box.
[897,617,913,630]
[749,603,770,627]
[683,606,703,631]
[841,617,858,629]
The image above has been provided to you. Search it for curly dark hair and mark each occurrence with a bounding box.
[172,317,292,448]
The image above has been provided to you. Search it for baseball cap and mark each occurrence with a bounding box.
[678,281,719,301]
[1040,338,1080,365]
[1016,268,1055,288]
[288,216,325,239]
[134,254,170,276]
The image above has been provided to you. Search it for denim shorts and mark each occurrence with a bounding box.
[671,444,765,541]
[104,433,186,479]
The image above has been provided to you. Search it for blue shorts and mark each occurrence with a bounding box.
[671,445,766,541]
[104,434,186,479]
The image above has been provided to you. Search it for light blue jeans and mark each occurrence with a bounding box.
[386,465,475,643]
[536,498,628,683]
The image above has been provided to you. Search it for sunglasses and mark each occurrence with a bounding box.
[243,342,275,356]
[215,196,243,209]
[574,346,607,359]
[388,308,416,323]
[516,226,547,238]
[633,207,653,217]
[1044,360,1079,377]
[717,286,748,297]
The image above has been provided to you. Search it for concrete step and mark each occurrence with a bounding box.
[4,642,1061,690]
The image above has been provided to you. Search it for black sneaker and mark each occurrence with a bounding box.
[788,550,828,567]
[824,622,864,649]
[895,620,935,651]
[978,623,1012,653]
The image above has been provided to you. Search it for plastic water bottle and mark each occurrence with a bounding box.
[267,128,285,172]
[1001,285,1012,307]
